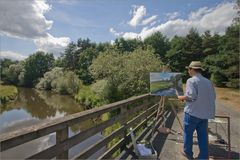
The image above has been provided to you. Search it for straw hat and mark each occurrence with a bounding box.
[186,61,204,70]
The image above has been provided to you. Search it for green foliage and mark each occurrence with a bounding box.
[203,23,239,88]
[36,67,82,95]
[74,85,107,109]
[76,47,99,84]
[144,32,170,63]
[90,47,163,101]
[0,83,18,104]
[24,51,54,87]
[62,38,96,71]
[3,63,24,85]
[166,28,205,80]
[114,38,143,53]
[0,58,17,82]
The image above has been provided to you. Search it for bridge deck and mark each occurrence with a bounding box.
[117,105,240,160]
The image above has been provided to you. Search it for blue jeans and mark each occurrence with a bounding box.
[183,112,208,159]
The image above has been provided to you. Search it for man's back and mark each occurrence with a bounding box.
[184,74,216,119]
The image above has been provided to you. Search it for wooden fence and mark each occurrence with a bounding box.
[0,94,170,159]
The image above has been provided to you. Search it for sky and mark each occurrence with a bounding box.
[0,0,237,60]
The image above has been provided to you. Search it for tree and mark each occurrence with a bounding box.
[0,58,17,82]
[4,63,24,85]
[144,32,170,63]
[24,51,54,87]
[114,38,143,53]
[90,47,163,101]
[76,47,99,84]
[166,36,187,72]
[185,28,203,61]
[202,31,220,56]
[62,42,79,70]
[166,28,204,80]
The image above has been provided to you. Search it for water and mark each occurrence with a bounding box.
[0,88,105,159]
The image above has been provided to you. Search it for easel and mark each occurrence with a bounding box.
[157,96,184,134]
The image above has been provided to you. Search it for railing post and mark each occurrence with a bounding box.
[144,98,151,127]
[56,127,69,159]
[120,104,128,151]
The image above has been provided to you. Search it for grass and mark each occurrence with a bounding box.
[215,87,240,111]
[0,83,18,104]
[150,81,174,92]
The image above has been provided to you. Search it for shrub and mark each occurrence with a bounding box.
[36,67,82,95]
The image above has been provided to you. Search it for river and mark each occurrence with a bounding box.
[0,88,105,159]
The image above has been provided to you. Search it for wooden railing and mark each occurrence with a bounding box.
[0,94,168,159]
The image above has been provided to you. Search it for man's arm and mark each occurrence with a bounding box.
[177,79,198,102]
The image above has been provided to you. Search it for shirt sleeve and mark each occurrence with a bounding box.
[185,79,198,102]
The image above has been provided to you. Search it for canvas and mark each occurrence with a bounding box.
[150,72,184,96]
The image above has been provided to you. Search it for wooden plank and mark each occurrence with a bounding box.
[27,112,126,159]
[97,137,126,160]
[74,127,125,159]
[0,94,150,152]
[116,110,169,160]
[99,106,165,159]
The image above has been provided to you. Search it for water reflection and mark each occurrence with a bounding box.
[0,88,104,159]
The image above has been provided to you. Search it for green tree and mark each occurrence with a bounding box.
[144,32,170,63]
[76,47,99,84]
[24,51,54,87]
[114,38,143,53]
[166,28,204,80]
[62,42,79,70]
[90,47,163,101]
[202,31,220,56]
[4,63,24,85]
[166,36,186,72]
[0,58,17,82]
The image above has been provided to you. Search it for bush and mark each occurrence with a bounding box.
[210,72,227,87]
[75,85,107,109]
[226,78,239,88]
[0,84,18,104]
[36,67,82,95]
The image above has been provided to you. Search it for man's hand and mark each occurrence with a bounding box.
[177,95,187,102]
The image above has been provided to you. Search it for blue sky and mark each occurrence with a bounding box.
[0,0,237,60]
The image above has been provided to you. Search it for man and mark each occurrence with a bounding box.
[177,61,216,159]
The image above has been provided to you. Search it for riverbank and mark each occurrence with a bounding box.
[0,83,18,105]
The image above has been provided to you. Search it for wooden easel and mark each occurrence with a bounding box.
[157,96,184,133]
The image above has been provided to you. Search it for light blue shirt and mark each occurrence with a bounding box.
[184,74,216,119]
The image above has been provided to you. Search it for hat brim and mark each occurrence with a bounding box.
[185,66,205,71]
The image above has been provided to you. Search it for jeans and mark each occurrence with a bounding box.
[183,112,208,159]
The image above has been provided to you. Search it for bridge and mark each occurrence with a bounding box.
[0,94,176,159]
[1,93,236,159]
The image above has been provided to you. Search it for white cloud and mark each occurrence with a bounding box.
[142,15,158,25]
[34,34,71,55]
[0,0,71,55]
[118,2,237,40]
[165,12,180,20]
[189,7,212,20]
[109,28,123,37]
[128,5,147,27]
[0,51,27,61]
[0,0,52,39]
[54,0,79,5]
